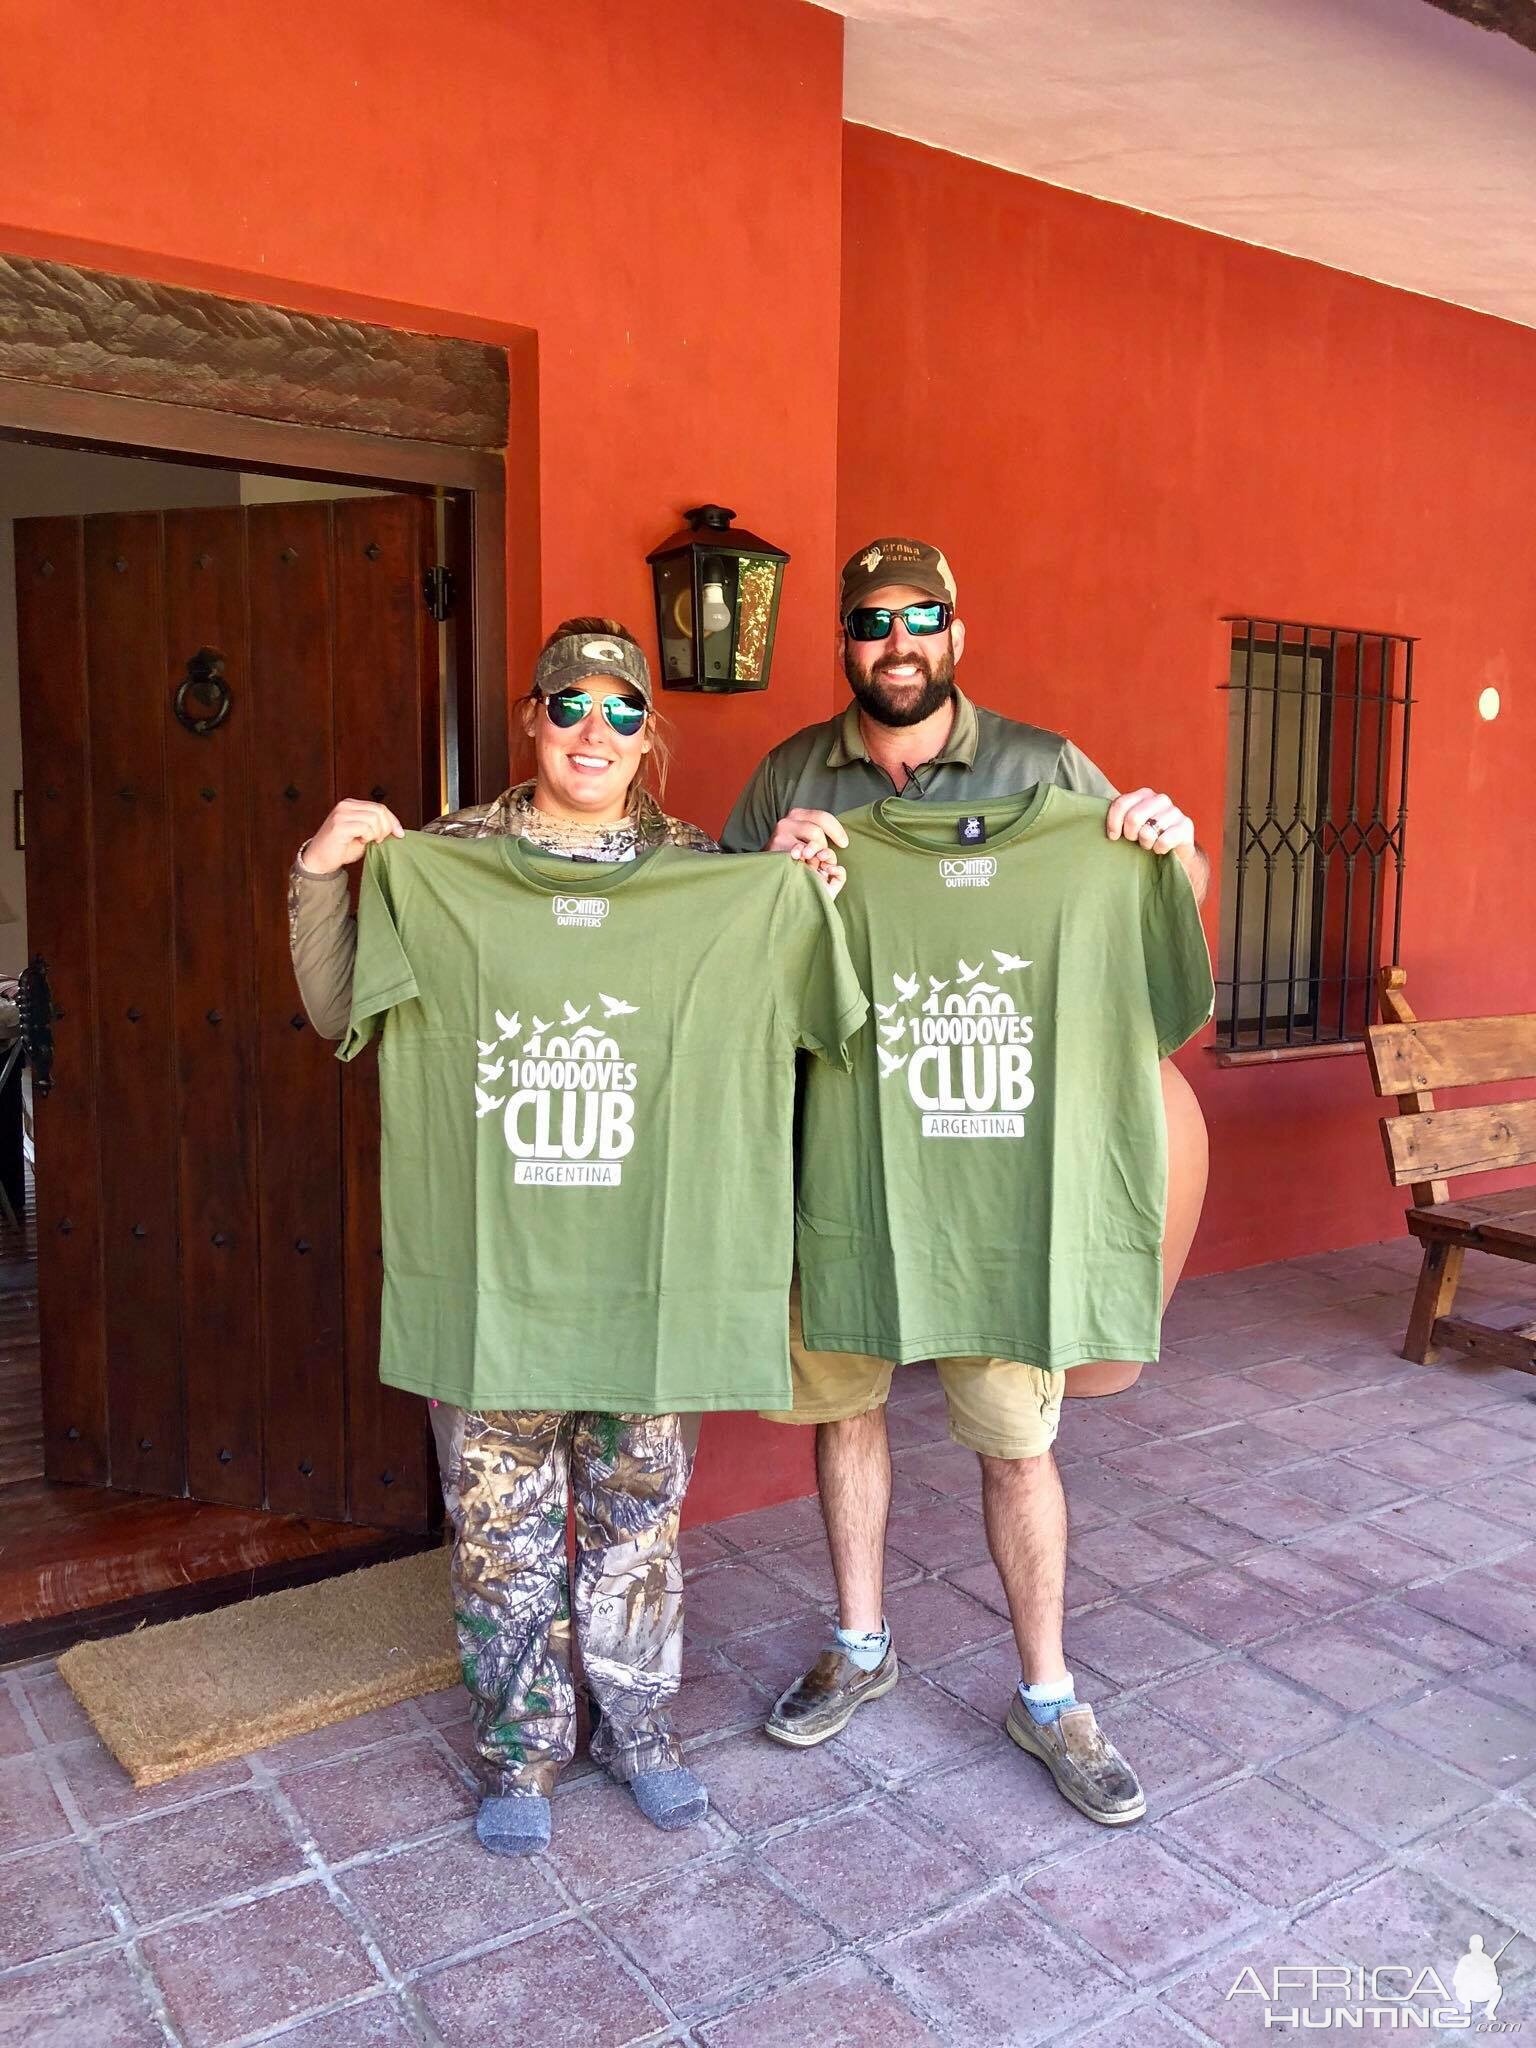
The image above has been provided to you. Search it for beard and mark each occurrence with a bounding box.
[844,642,956,728]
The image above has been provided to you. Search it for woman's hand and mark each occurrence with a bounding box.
[300,798,405,876]
[792,841,847,903]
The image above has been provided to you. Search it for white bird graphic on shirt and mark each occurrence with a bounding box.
[494,1009,520,1042]
[928,975,950,995]
[599,993,638,1018]
[993,950,1030,974]
[477,1058,505,1084]
[474,1084,505,1119]
[562,1001,590,1026]
[874,999,898,1020]
[476,1038,497,1058]
[877,1046,909,1079]
[879,1020,906,1043]
[893,973,919,1001]
[956,959,984,983]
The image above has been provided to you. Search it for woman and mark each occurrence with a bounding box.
[290,617,837,1857]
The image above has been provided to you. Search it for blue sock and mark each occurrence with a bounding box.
[836,1620,890,1673]
[1018,1674,1076,1725]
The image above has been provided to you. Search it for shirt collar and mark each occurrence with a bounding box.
[825,686,979,773]
[495,780,671,847]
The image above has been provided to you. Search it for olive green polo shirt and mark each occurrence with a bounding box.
[720,688,1115,852]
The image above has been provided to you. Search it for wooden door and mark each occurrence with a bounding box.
[15,496,441,1531]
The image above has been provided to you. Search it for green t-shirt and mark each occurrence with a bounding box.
[797,790,1214,1369]
[340,832,867,1413]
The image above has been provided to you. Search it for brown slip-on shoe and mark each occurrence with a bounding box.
[1005,1697,1146,1825]
[765,1644,899,1747]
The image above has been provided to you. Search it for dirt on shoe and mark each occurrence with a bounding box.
[1005,1697,1147,1825]
[765,1644,900,1747]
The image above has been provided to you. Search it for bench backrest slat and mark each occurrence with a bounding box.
[1380,1099,1536,1187]
[1368,1016,1536,1095]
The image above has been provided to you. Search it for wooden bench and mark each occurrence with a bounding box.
[1366,965,1536,1373]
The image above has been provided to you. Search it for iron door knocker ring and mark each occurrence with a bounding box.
[175,649,232,735]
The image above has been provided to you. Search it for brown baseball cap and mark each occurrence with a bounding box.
[532,629,653,707]
[839,536,957,619]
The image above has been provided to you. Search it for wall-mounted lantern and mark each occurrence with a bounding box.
[647,505,789,692]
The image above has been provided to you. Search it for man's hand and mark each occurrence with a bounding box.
[1107,788,1209,902]
[765,807,850,861]
[301,798,405,876]
[1106,788,1194,856]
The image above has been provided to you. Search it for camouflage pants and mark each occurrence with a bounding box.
[430,1404,691,1798]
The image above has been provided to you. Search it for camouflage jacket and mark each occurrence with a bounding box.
[288,781,720,1040]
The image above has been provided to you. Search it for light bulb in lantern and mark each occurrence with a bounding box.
[700,564,732,636]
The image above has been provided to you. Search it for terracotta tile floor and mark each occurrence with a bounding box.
[1,1239,1534,2046]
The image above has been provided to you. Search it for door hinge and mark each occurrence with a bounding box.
[423,566,455,622]
[18,955,56,1098]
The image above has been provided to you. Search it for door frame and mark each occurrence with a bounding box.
[0,250,526,802]
[0,256,526,1640]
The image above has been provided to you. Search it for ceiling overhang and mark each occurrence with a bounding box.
[830,0,1536,330]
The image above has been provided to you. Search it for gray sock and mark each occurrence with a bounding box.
[836,1620,890,1673]
[475,1791,551,1857]
[627,1765,709,1832]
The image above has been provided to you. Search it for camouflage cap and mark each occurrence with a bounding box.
[533,630,653,707]
[839,537,957,619]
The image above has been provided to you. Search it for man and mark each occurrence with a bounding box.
[722,536,1209,1826]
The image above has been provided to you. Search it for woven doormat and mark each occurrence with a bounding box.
[58,1545,458,1787]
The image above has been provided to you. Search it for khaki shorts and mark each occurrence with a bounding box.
[763,1289,1065,1461]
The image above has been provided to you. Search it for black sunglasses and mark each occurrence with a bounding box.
[845,601,953,643]
[538,688,648,737]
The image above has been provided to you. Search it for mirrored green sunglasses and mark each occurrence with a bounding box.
[539,688,648,737]
[845,601,953,642]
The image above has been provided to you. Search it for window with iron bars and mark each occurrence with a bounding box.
[1215,618,1413,1054]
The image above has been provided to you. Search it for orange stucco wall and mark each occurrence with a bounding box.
[837,125,1536,1278]
[1,0,846,835]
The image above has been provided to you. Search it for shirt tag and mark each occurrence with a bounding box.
[957,814,987,846]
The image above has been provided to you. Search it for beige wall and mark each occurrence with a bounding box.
[237,475,383,505]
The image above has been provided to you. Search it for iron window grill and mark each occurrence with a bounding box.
[1215,617,1414,1053]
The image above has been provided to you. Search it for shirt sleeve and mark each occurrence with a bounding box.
[336,843,420,1061]
[1140,849,1215,1057]
[771,861,869,1066]
[720,754,782,854]
[1056,739,1118,800]
[288,861,356,1041]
